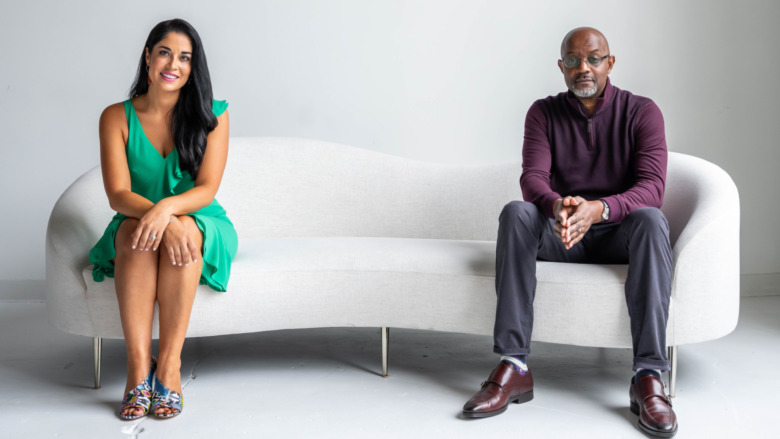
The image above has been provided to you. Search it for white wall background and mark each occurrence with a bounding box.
[1,0,778,296]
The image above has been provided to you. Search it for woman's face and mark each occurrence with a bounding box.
[145,32,193,91]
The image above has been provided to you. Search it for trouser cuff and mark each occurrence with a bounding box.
[633,357,670,371]
[493,346,530,356]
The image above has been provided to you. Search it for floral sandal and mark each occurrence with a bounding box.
[119,359,157,420]
[152,376,183,418]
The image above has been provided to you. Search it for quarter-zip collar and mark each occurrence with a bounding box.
[565,77,615,118]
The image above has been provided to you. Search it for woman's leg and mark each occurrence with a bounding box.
[114,218,158,417]
[154,215,203,415]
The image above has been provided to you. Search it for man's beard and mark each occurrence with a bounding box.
[572,84,598,98]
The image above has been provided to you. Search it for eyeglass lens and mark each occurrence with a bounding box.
[563,55,609,68]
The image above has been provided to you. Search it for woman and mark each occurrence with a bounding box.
[89,18,237,420]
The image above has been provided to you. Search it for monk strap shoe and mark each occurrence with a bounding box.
[462,362,534,418]
[629,374,678,437]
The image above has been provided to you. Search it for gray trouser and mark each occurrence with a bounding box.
[493,201,672,371]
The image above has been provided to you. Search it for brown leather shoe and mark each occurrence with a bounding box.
[629,374,678,437]
[462,362,534,418]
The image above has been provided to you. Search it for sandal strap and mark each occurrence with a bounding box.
[120,385,153,411]
[119,359,157,418]
[153,390,183,409]
[152,377,184,413]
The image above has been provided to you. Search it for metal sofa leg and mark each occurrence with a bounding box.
[667,345,677,398]
[94,337,102,389]
[381,327,389,377]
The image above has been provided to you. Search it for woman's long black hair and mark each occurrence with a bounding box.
[129,18,217,179]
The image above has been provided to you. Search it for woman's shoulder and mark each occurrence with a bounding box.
[211,99,228,117]
[99,101,130,128]
[102,100,128,115]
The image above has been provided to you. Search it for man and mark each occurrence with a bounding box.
[462,27,678,437]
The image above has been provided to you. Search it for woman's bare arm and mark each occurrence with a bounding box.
[99,103,156,219]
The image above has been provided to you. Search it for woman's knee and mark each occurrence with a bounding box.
[115,218,143,258]
[116,218,139,237]
[156,247,204,291]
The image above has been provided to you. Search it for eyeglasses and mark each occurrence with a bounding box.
[561,54,611,69]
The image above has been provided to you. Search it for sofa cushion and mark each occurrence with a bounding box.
[81,237,637,347]
[232,237,496,276]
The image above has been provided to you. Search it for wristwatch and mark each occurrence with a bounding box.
[600,200,610,222]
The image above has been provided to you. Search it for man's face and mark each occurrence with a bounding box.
[557,30,614,99]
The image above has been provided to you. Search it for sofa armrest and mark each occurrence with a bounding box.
[662,153,740,345]
[45,167,113,335]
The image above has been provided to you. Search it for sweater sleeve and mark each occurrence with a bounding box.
[601,100,667,222]
[520,101,562,218]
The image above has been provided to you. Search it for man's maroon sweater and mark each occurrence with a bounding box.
[520,78,667,223]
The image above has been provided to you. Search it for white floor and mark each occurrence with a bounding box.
[1,296,777,439]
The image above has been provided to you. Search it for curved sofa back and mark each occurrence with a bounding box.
[217,137,522,241]
[48,137,727,275]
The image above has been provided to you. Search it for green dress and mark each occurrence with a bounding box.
[89,99,238,292]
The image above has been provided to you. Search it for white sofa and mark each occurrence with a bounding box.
[45,137,740,397]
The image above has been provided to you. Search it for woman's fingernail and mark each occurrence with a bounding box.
[172,261,176,265]
[132,245,136,249]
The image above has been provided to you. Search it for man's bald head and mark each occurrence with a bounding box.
[560,27,610,58]
[557,27,615,109]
